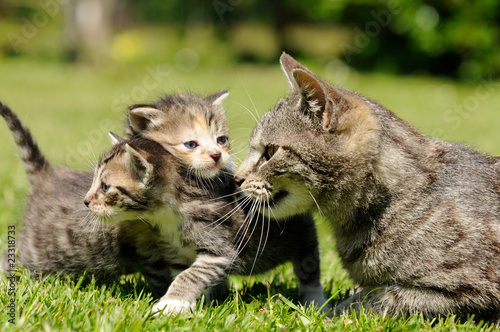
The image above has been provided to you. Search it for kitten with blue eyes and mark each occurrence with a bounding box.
[0,93,328,316]
[84,92,328,315]
[125,91,233,180]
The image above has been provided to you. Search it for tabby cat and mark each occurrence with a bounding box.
[0,95,327,315]
[0,102,165,288]
[86,92,327,314]
[234,53,500,323]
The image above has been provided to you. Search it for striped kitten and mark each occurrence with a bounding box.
[85,92,327,314]
[85,134,326,315]
[235,53,500,323]
[0,102,171,294]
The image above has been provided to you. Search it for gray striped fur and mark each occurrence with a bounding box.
[235,53,500,324]
[86,136,326,315]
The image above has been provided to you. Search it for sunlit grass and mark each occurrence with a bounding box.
[0,57,499,331]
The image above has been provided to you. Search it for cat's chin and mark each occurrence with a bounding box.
[259,189,314,220]
[196,164,225,179]
[89,210,141,224]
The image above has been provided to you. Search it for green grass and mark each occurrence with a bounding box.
[0,57,499,331]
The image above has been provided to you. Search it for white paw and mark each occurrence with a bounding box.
[152,299,195,316]
[300,284,330,313]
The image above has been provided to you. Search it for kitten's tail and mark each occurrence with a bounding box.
[0,101,50,181]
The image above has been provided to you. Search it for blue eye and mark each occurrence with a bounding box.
[184,141,198,149]
[217,136,228,145]
[102,183,110,192]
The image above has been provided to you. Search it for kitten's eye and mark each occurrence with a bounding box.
[263,145,279,161]
[184,141,198,149]
[216,136,228,145]
[102,182,110,192]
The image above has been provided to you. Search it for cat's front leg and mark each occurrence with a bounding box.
[152,253,231,315]
[334,284,483,319]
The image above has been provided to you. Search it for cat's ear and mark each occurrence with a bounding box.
[206,90,229,106]
[108,132,125,145]
[292,69,334,130]
[280,53,335,129]
[128,105,164,133]
[280,52,306,91]
[125,144,153,183]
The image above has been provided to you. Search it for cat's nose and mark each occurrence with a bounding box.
[84,200,90,207]
[210,151,221,162]
[234,175,245,187]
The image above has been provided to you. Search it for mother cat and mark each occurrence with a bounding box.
[235,53,500,323]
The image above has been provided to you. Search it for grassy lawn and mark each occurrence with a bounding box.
[0,57,499,331]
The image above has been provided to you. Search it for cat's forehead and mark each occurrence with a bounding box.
[97,148,128,175]
[255,95,304,142]
[154,104,227,136]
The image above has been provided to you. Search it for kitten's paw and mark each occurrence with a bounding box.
[152,299,195,316]
[300,284,330,313]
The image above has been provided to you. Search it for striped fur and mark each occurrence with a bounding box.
[0,102,172,291]
[86,136,326,315]
[0,95,326,315]
[235,53,500,324]
[87,92,327,314]
[0,102,48,181]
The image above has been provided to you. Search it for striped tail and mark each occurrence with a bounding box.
[0,101,49,182]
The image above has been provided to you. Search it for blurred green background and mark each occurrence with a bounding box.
[0,1,500,329]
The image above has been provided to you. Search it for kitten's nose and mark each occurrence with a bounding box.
[234,175,245,187]
[84,200,90,207]
[210,151,221,162]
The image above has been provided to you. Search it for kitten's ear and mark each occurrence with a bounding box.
[108,132,125,145]
[206,90,229,106]
[128,105,164,133]
[125,144,153,183]
[292,69,334,130]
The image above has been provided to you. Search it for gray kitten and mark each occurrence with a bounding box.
[85,134,326,314]
[88,92,327,314]
[0,97,327,314]
[0,102,174,293]
[235,53,500,323]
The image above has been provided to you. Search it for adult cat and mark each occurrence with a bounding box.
[235,53,500,323]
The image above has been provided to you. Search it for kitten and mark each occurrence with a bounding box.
[0,102,172,295]
[234,53,500,323]
[124,91,234,179]
[85,134,326,315]
[85,91,327,314]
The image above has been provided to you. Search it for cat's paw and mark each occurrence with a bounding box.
[300,284,330,313]
[152,299,195,316]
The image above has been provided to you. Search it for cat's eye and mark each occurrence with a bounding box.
[184,141,198,149]
[102,182,110,192]
[263,145,279,160]
[216,136,228,145]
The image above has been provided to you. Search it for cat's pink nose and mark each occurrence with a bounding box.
[210,151,221,162]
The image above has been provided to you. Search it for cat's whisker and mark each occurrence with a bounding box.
[232,197,256,242]
[238,77,261,121]
[309,191,323,216]
[232,202,256,257]
[201,201,245,232]
[229,99,259,125]
[137,215,153,228]
[244,197,267,280]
